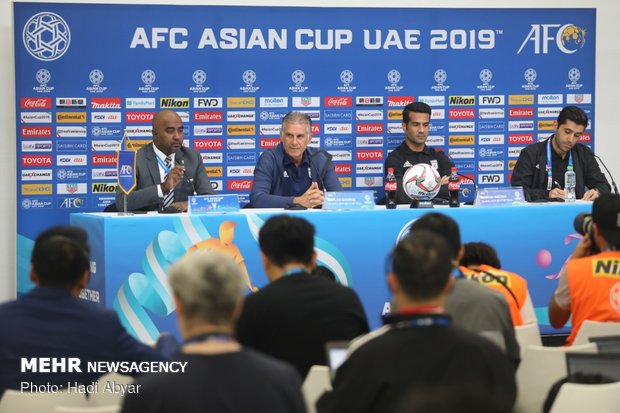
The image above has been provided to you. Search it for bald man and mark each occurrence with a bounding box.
[115,110,213,212]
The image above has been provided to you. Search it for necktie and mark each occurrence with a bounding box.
[162,155,174,208]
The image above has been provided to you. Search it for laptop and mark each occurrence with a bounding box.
[589,335,620,354]
[325,341,350,381]
[565,352,620,381]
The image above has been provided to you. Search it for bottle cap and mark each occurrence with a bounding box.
[387,167,394,173]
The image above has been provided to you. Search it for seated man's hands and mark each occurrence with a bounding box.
[293,182,324,208]
[549,188,565,199]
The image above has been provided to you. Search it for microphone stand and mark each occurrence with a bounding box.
[593,154,619,195]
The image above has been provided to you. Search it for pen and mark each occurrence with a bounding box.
[553,181,563,190]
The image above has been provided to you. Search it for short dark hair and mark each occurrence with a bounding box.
[403,101,432,124]
[31,226,91,289]
[312,265,336,281]
[392,230,453,300]
[259,215,315,267]
[409,213,461,260]
[557,105,588,129]
[461,242,502,269]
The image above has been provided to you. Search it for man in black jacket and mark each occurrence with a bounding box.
[511,106,610,201]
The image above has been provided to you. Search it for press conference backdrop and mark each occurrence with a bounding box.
[14,3,595,293]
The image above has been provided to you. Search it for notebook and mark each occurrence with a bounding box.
[565,352,620,381]
[325,341,350,381]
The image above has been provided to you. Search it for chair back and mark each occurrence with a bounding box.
[88,373,134,407]
[302,365,331,413]
[513,343,597,413]
[514,323,542,356]
[0,389,87,413]
[54,407,120,413]
[549,381,620,413]
[573,320,620,346]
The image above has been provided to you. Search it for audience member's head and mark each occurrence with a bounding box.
[169,251,245,338]
[409,212,462,260]
[258,215,316,277]
[591,193,620,250]
[461,242,502,269]
[30,226,91,292]
[390,230,454,304]
[312,265,337,281]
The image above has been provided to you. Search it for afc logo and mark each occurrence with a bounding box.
[119,165,133,176]
[518,24,587,54]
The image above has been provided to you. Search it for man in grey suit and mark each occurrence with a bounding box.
[115,110,213,212]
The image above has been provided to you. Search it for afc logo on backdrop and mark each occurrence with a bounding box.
[518,24,587,54]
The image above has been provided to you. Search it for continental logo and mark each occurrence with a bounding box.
[449,135,475,145]
[508,94,535,105]
[387,110,402,120]
[227,97,256,108]
[205,166,223,177]
[593,259,620,277]
[22,184,53,195]
[125,140,151,151]
[339,177,352,188]
[91,183,117,193]
[538,120,555,130]
[227,125,256,135]
[160,98,189,108]
[508,160,517,170]
[448,96,475,106]
[56,112,87,123]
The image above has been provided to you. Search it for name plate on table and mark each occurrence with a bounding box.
[322,191,376,211]
[188,194,240,214]
[474,187,526,207]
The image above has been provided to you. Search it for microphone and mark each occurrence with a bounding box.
[177,158,197,196]
[449,161,479,205]
[593,154,619,195]
[308,149,333,193]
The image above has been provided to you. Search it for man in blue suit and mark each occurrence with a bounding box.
[115,109,213,212]
[0,226,173,397]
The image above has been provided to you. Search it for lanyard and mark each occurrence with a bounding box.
[546,138,572,190]
[156,155,172,175]
[282,267,308,277]
[394,314,451,328]
[184,332,235,345]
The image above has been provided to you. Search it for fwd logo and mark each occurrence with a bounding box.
[479,95,505,105]
[479,174,504,184]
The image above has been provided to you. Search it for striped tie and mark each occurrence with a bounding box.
[162,155,174,208]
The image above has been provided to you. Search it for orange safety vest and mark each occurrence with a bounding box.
[566,250,620,345]
[459,264,528,326]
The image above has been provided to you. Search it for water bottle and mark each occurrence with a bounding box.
[565,166,576,203]
[448,167,460,207]
[385,167,397,209]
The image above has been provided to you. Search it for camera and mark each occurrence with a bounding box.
[573,212,594,237]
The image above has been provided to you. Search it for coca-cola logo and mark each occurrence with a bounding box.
[126,112,155,122]
[335,164,352,174]
[227,180,253,190]
[21,155,52,166]
[356,150,384,160]
[387,96,414,107]
[21,98,52,109]
[324,97,352,107]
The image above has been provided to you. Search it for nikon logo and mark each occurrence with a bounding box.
[160,98,189,108]
[448,96,475,106]
[91,183,117,193]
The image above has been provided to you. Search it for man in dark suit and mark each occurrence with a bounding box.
[0,226,173,397]
[115,109,213,212]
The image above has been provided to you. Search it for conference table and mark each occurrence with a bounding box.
[71,202,591,342]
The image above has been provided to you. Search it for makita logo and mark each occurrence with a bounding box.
[194,111,223,122]
[227,180,253,191]
[160,98,189,108]
[449,96,475,106]
[387,96,414,107]
[92,183,117,193]
[324,97,352,107]
[91,98,122,109]
[508,134,534,144]
[335,164,352,174]
[458,174,474,185]
[194,97,223,108]
[479,95,505,106]
[194,139,223,150]
[22,127,52,137]
[356,150,383,160]
[356,96,383,106]
[92,155,117,165]
[21,98,51,109]
[449,109,475,119]
[356,124,384,134]
[509,108,534,118]
[260,138,280,149]
[126,112,154,123]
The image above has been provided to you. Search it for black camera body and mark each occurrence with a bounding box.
[574,212,594,237]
